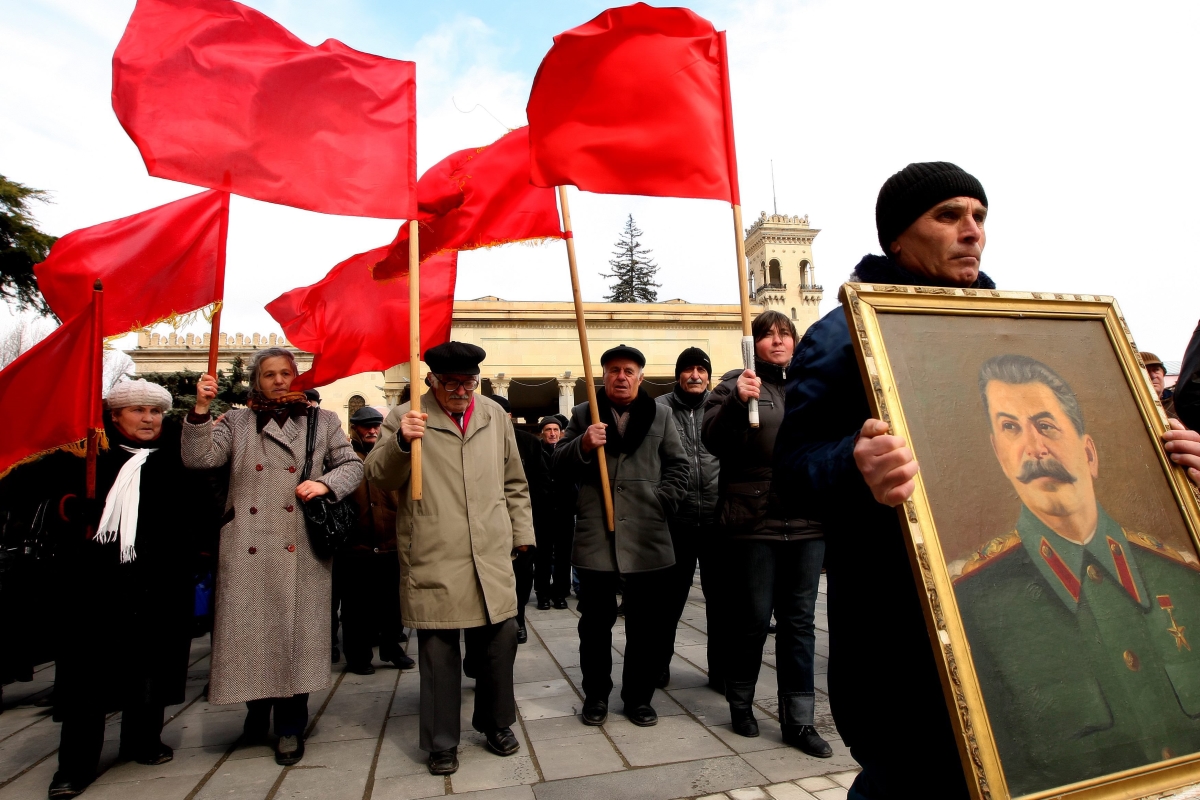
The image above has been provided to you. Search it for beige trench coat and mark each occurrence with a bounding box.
[363,393,535,629]
[181,408,362,705]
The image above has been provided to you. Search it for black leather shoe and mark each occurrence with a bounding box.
[516,624,528,644]
[626,704,658,727]
[346,662,375,675]
[485,727,521,756]
[581,697,608,726]
[429,748,458,774]
[48,774,91,799]
[131,741,174,765]
[553,598,569,609]
[536,597,551,610]
[655,668,670,689]
[275,735,305,766]
[392,653,415,669]
[730,707,759,738]
[783,724,833,757]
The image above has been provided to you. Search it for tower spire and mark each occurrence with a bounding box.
[771,160,778,215]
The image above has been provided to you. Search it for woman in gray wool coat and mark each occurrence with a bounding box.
[184,348,362,766]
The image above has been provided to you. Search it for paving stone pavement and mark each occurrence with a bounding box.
[0,576,858,799]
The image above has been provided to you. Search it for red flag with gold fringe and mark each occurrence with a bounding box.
[35,190,228,336]
[112,0,417,219]
[372,127,562,280]
[267,249,458,391]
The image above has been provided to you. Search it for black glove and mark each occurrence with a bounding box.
[58,494,104,527]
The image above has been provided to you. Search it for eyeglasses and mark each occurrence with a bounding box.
[436,376,478,392]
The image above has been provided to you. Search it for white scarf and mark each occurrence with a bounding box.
[95,445,157,563]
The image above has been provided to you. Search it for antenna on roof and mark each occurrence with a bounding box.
[771,160,778,215]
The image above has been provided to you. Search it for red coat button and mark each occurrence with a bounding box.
[250,507,258,515]
[285,505,294,512]
[289,466,297,473]
[255,464,263,471]
[287,544,296,553]
[248,547,257,554]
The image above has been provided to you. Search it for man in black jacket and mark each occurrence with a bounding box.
[554,344,689,728]
[655,348,723,691]
[533,416,577,610]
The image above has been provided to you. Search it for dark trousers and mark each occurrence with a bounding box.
[577,568,666,708]
[659,523,729,682]
[245,693,310,737]
[331,555,344,648]
[417,619,517,752]
[534,514,574,601]
[727,537,825,725]
[514,549,535,627]
[56,701,164,782]
[341,549,403,666]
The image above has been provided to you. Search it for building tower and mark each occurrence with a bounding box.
[743,211,823,333]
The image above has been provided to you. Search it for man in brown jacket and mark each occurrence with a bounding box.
[342,406,415,674]
[363,342,535,776]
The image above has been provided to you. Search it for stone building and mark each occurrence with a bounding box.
[126,213,824,430]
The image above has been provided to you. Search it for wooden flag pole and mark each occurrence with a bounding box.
[85,279,104,539]
[206,193,230,377]
[557,186,615,533]
[409,219,423,501]
[731,204,758,428]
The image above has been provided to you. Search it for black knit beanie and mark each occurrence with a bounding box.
[875,162,987,253]
[675,347,712,379]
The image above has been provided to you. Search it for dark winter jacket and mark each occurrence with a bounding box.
[349,432,399,553]
[656,386,719,526]
[1177,320,1200,430]
[773,253,993,796]
[55,419,216,713]
[703,361,820,540]
[554,387,689,573]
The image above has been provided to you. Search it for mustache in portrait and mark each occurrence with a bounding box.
[1016,457,1077,485]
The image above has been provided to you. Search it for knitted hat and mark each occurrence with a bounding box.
[106,379,172,412]
[876,162,988,252]
[349,406,384,427]
[425,341,486,375]
[538,416,562,430]
[674,347,712,379]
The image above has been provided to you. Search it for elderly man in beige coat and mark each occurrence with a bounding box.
[364,341,534,776]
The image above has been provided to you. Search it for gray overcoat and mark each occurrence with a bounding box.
[181,408,362,705]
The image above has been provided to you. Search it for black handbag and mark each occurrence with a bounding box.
[300,407,356,559]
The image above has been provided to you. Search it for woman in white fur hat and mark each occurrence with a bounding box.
[49,379,217,800]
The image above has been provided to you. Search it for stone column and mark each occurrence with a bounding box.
[557,375,576,416]
[492,374,512,398]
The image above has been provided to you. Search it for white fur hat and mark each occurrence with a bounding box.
[106,379,173,412]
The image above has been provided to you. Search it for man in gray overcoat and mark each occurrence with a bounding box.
[554,344,689,729]
[364,342,535,776]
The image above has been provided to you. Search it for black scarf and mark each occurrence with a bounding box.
[595,387,657,456]
[672,384,707,408]
[848,253,995,290]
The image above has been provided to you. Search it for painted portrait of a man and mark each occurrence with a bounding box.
[952,354,1200,795]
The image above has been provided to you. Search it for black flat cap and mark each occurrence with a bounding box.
[600,343,645,368]
[425,341,486,375]
[491,395,512,413]
[304,389,321,402]
[349,406,384,427]
[538,416,562,430]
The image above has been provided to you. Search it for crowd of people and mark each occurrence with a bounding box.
[2,161,1200,800]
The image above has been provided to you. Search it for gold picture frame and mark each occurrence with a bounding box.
[840,283,1200,800]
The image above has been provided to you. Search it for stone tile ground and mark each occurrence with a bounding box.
[0,576,854,799]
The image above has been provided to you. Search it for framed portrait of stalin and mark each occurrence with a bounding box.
[842,284,1200,800]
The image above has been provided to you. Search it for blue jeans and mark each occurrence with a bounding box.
[727,537,825,725]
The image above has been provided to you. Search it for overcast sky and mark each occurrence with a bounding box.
[3,0,1198,360]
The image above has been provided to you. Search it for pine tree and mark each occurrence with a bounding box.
[0,174,58,317]
[600,215,660,303]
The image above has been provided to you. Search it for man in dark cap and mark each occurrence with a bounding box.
[303,388,321,407]
[364,342,535,776]
[553,344,689,728]
[533,415,577,611]
[1140,352,1178,420]
[654,348,723,690]
[342,406,415,675]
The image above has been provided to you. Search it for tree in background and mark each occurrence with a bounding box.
[142,355,249,421]
[0,175,57,317]
[601,214,660,303]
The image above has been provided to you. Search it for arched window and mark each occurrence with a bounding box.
[768,258,782,286]
[791,307,797,320]
[799,259,811,287]
[348,395,366,417]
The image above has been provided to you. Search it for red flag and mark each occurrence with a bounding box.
[267,249,458,391]
[372,127,563,280]
[0,298,102,479]
[35,190,228,336]
[527,3,739,204]
[112,0,417,219]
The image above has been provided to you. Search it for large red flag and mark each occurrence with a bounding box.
[267,249,457,391]
[527,3,739,203]
[112,0,417,219]
[35,190,228,336]
[0,298,102,479]
[373,127,563,280]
